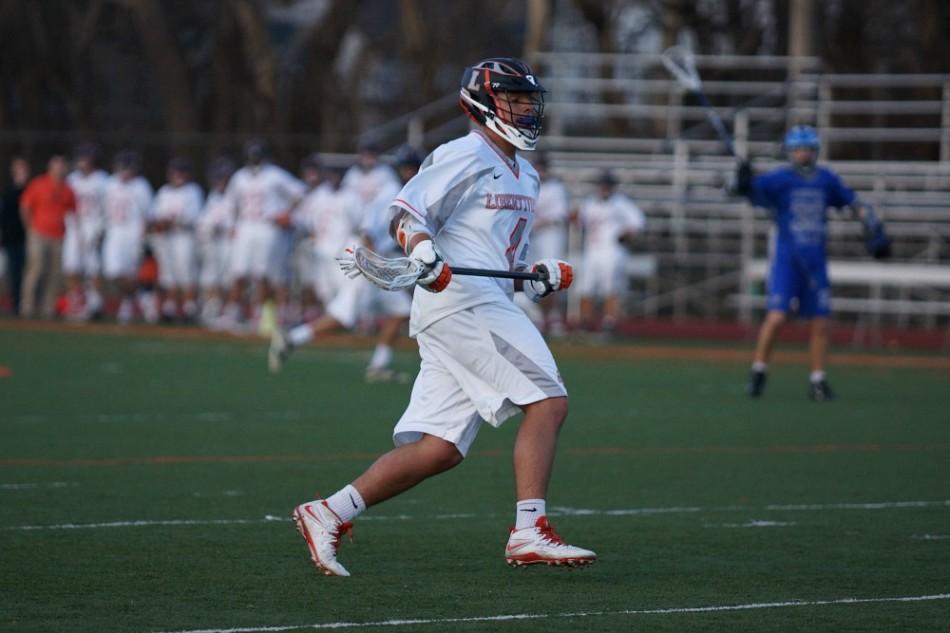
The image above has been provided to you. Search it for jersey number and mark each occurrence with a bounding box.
[505,217,527,270]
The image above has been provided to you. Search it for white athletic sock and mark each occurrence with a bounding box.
[752,361,768,373]
[515,499,546,530]
[810,370,826,384]
[368,344,393,370]
[288,323,315,347]
[325,484,366,523]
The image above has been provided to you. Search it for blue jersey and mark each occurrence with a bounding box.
[751,165,855,317]
[751,166,855,266]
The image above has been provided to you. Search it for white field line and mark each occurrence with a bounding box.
[4,500,948,532]
[705,520,797,528]
[0,481,76,490]
[151,593,950,633]
[913,534,950,541]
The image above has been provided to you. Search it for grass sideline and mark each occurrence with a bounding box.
[1,328,949,632]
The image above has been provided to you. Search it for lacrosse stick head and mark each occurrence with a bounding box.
[661,46,702,93]
[338,246,424,291]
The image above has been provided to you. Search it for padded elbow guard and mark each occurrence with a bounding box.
[393,210,432,255]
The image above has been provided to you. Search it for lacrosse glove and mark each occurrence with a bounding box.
[524,259,574,303]
[409,240,452,292]
[864,219,892,260]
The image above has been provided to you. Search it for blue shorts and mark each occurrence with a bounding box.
[766,256,830,318]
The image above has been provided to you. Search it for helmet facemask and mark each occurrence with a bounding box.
[459,58,547,151]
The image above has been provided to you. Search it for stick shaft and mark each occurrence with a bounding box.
[452,267,544,281]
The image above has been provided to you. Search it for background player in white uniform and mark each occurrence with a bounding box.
[525,153,570,336]
[196,156,236,325]
[269,147,420,381]
[150,157,203,322]
[287,154,325,324]
[63,143,108,320]
[576,169,646,333]
[102,150,153,323]
[267,166,362,370]
[220,140,305,331]
[291,57,594,576]
[342,141,400,210]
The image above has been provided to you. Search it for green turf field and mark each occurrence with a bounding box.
[2,328,949,632]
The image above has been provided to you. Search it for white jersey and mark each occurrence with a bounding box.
[152,182,204,230]
[391,130,540,336]
[536,178,569,227]
[298,184,362,258]
[104,176,153,234]
[66,169,108,237]
[579,191,645,252]
[343,163,400,207]
[226,163,305,224]
[196,190,235,238]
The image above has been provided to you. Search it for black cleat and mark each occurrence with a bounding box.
[808,379,835,401]
[747,369,767,398]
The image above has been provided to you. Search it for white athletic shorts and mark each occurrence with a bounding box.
[154,231,197,288]
[62,225,101,276]
[326,278,411,329]
[578,247,627,298]
[393,300,567,457]
[198,238,232,290]
[102,229,142,279]
[230,222,279,282]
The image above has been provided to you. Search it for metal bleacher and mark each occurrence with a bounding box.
[530,51,950,331]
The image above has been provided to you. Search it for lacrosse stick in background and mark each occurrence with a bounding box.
[337,246,548,291]
[661,45,737,159]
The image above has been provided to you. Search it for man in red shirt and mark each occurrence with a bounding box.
[19,154,76,318]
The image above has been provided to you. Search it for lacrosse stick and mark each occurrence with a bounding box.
[337,246,548,291]
[661,45,737,159]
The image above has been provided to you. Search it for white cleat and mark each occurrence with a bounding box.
[292,500,353,577]
[268,328,290,373]
[505,516,596,568]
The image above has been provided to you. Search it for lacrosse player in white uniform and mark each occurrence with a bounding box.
[150,157,203,322]
[291,57,595,576]
[196,157,236,325]
[267,166,361,369]
[576,169,646,333]
[220,140,305,330]
[269,148,419,381]
[342,141,400,210]
[101,150,153,323]
[63,143,108,320]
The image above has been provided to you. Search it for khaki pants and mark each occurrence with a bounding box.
[21,231,64,319]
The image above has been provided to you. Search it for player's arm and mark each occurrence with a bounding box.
[389,208,451,292]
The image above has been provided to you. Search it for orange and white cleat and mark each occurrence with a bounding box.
[505,516,596,568]
[292,500,353,577]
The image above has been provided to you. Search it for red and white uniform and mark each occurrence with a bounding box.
[102,176,153,279]
[152,182,203,288]
[296,184,361,306]
[577,191,645,297]
[226,164,305,283]
[63,169,108,275]
[342,163,400,208]
[527,177,569,262]
[389,130,567,456]
[197,190,235,290]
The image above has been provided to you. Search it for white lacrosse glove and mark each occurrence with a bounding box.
[523,259,574,303]
[409,240,452,292]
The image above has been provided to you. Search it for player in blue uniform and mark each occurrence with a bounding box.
[735,126,891,400]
